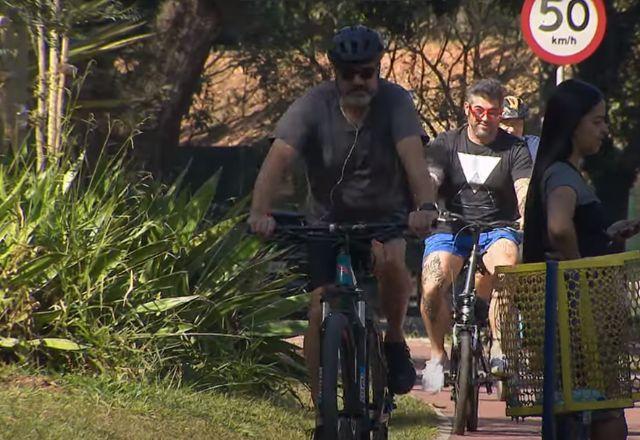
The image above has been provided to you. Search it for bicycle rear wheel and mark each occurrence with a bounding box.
[452,330,473,435]
[319,312,360,440]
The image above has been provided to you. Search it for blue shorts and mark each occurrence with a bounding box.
[423,228,521,259]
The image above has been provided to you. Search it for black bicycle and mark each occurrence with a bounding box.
[270,213,405,440]
[436,210,520,435]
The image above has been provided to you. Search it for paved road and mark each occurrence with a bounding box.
[407,338,640,439]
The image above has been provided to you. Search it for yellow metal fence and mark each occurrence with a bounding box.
[495,251,640,417]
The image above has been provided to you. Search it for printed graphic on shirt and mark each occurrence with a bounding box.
[457,152,501,193]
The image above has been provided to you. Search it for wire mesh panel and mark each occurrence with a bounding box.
[495,262,548,417]
[496,253,638,417]
[623,254,640,400]
[557,257,632,413]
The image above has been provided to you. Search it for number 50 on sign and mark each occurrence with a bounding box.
[521,0,607,65]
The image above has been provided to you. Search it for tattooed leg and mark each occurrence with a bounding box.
[420,252,464,359]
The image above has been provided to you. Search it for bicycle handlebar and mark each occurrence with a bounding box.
[272,222,408,242]
[276,222,407,233]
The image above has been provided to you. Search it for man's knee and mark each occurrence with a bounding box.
[422,252,459,290]
[485,239,519,271]
[372,239,408,279]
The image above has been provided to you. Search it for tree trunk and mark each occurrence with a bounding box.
[0,8,30,155]
[132,0,222,178]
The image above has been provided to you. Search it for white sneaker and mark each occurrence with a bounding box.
[421,357,448,394]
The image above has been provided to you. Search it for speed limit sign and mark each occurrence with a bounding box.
[521,0,607,65]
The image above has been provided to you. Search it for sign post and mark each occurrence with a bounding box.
[521,0,607,84]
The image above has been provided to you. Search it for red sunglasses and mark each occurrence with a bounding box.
[469,105,502,121]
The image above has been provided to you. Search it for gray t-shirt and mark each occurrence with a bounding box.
[542,161,598,207]
[524,135,540,162]
[271,79,426,222]
[542,161,611,257]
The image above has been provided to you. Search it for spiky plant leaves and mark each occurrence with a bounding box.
[0,146,307,391]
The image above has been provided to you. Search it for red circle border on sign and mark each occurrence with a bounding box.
[521,0,607,65]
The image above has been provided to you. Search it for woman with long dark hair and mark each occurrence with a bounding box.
[523,79,640,263]
[523,79,639,439]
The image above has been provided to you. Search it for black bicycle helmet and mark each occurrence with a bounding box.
[502,95,529,119]
[328,25,384,65]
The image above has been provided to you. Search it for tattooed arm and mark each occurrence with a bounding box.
[514,177,530,228]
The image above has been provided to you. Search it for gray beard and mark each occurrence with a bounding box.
[341,91,372,107]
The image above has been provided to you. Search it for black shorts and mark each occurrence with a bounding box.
[307,231,403,290]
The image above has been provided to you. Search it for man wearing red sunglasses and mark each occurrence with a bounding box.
[420,79,532,394]
[248,25,438,421]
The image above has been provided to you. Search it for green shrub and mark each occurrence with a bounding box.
[0,145,307,391]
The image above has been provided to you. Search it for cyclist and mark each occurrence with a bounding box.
[500,95,540,161]
[247,24,438,422]
[523,79,640,439]
[421,79,532,393]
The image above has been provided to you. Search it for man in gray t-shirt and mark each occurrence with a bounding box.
[248,26,438,412]
[271,78,425,222]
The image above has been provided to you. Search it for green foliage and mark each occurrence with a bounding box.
[0,366,440,439]
[0,145,308,391]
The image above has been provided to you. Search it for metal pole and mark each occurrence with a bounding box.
[556,65,565,85]
[542,260,559,440]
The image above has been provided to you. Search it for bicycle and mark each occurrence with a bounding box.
[434,210,520,435]
[269,212,406,440]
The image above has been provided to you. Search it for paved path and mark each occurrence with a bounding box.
[407,338,640,439]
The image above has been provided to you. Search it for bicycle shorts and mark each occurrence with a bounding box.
[307,228,404,291]
[423,227,521,260]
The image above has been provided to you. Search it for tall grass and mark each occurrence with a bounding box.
[0,145,307,391]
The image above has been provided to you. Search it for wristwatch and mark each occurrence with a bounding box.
[417,202,438,212]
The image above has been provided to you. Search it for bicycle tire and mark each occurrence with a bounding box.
[452,330,473,435]
[368,326,388,440]
[319,312,359,440]
[466,354,479,431]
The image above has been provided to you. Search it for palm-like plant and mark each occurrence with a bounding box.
[0,144,308,390]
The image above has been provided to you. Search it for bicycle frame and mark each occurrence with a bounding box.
[260,216,403,439]
[455,227,482,330]
[451,226,486,382]
[320,244,366,329]
[317,237,395,438]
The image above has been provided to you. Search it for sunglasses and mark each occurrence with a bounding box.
[338,66,377,81]
[469,105,502,121]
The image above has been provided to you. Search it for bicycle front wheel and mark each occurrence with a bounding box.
[452,330,473,435]
[368,325,389,440]
[319,312,360,440]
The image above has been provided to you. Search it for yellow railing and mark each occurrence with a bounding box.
[495,251,640,417]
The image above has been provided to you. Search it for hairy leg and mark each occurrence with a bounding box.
[481,238,519,350]
[304,287,323,406]
[420,251,464,360]
[371,239,411,343]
